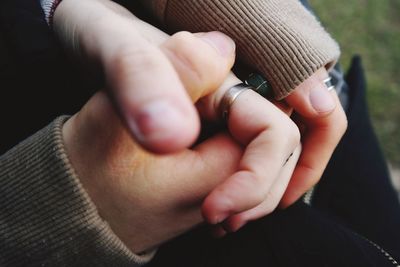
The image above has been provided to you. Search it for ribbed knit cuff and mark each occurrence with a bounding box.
[40,0,62,26]
[144,0,340,99]
[0,117,154,266]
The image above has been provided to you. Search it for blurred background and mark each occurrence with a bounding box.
[312,0,400,192]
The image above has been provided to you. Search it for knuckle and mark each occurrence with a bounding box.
[167,31,225,91]
[170,31,194,45]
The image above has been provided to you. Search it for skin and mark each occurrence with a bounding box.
[55,0,347,252]
[58,0,302,253]
[282,70,348,207]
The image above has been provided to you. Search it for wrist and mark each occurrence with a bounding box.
[62,93,162,254]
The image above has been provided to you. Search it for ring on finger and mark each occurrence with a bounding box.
[219,83,253,121]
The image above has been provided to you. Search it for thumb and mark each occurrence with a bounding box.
[102,31,198,154]
[285,68,336,118]
[280,68,347,207]
[54,0,235,154]
[104,28,235,153]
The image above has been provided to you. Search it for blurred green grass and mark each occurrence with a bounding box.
[312,0,400,166]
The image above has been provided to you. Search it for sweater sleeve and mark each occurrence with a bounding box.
[0,117,154,266]
[141,0,340,99]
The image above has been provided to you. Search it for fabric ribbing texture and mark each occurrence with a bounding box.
[144,0,340,99]
[0,117,154,266]
[39,0,61,25]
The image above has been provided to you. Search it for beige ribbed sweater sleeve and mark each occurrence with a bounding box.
[0,117,154,266]
[142,0,340,99]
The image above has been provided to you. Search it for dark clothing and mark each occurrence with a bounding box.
[0,0,94,154]
[0,0,399,266]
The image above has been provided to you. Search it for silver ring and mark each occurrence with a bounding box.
[219,83,253,121]
[324,77,335,91]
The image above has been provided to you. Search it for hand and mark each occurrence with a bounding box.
[63,90,244,254]
[124,0,348,208]
[59,0,302,244]
[54,0,234,154]
[279,68,348,207]
[62,45,299,254]
[199,75,302,232]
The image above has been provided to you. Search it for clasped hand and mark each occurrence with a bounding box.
[57,0,346,254]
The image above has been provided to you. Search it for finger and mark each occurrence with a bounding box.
[105,29,235,153]
[202,89,300,224]
[284,68,337,118]
[222,144,301,232]
[280,68,348,207]
[160,31,236,102]
[195,73,292,122]
[195,73,243,121]
[54,0,235,154]
[189,133,243,194]
[152,133,243,230]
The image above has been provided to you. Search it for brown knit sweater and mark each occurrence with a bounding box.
[0,117,154,266]
[1,1,339,266]
[141,0,340,99]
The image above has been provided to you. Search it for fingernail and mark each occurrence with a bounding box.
[126,100,186,143]
[198,31,236,57]
[309,86,336,113]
